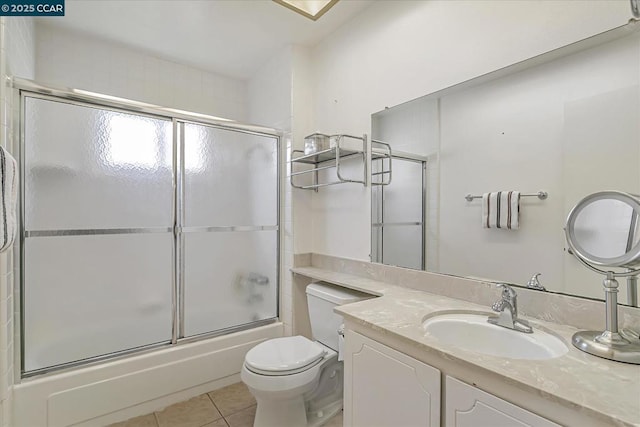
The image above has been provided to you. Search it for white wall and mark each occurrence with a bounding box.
[35,23,248,121]
[0,15,35,427]
[248,45,294,336]
[247,43,316,336]
[248,46,292,130]
[307,0,633,261]
[291,46,314,255]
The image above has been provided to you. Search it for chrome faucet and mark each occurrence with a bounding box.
[488,284,533,333]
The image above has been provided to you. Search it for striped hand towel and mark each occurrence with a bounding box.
[482,191,520,230]
[0,146,17,252]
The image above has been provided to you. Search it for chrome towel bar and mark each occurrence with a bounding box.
[465,191,548,202]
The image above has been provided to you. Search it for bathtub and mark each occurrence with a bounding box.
[13,322,283,427]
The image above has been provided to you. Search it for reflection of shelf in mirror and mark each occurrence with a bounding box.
[371,147,392,160]
[382,149,429,162]
[370,140,392,186]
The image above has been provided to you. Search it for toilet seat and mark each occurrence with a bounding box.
[245,336,327,376]
[242,345,338,397]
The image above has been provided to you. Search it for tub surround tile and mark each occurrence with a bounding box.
[155,394,222,427]
[207,382,256,417]
[291,257,640,427]
[224,405,256,427]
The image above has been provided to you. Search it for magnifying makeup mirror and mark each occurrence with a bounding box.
[565,191,640,364]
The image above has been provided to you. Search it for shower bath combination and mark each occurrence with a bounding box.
[14,78,281,377]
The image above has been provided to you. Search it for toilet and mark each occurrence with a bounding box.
[241,282,371,427]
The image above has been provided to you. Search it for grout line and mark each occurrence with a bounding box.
[205,391,225,421]
[152,411,160,427]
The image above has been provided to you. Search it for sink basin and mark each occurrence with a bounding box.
[422,313,568,360]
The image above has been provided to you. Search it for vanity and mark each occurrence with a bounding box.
[287,19,640,427]
[291,255,640,427]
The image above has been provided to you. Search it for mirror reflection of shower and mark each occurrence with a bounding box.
[371,97,438,271]
[367,28,640,306]
[371,155,426,270]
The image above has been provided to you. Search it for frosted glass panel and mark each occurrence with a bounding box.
[23,233,173,371]
[183,231,277,337]
[383,225,423,270]
[383,159,423,223]
[184,124,278,227]
[24,97,173,230]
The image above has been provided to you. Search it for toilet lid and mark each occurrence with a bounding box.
[245,336,326,374]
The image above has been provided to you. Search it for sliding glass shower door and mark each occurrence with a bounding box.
[20,91,279,375]
[181,123,278,337]
[23,97,175,372]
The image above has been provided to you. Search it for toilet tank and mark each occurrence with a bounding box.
[306,282,372,350]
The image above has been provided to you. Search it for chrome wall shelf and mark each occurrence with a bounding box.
[291,134,369,191]
[290,134,393,191]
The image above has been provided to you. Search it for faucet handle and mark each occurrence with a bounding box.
[496,283,517,300]
[527,273,546,291]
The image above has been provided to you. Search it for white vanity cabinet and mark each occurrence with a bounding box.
[344,330,561,427]
[445,376,560,427]
[343,330,441,427]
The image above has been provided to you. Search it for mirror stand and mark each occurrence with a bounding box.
[565,191,640,364]
[628,274,638,307]
[572,272,640,364]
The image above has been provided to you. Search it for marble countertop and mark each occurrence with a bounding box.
[292,266,640,427]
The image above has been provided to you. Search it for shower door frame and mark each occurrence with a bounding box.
[13,78,282,378]
[371,153,427,270]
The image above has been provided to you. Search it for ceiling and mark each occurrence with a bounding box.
[38,0,374,80]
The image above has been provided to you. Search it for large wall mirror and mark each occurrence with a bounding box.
[371,25,640,306]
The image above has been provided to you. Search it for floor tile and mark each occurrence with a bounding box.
[224,405,256,427]
[208,382,256,417]
[108,414,158,427]
[155,394,222,427]
[202,419,229,427]
[324,411,343,427]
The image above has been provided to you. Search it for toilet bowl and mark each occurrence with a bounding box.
[241,282,372,427]
[241,336,343,427]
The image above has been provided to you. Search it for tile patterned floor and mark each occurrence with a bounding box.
[109,382,257,427]
[108,382,343,427]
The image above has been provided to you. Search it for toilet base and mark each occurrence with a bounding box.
[253,396,342,427]
[306,400,342,427]
[254,394,308,427]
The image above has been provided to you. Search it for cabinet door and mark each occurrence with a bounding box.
[445,376,560,427]
[344,330,440,427]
